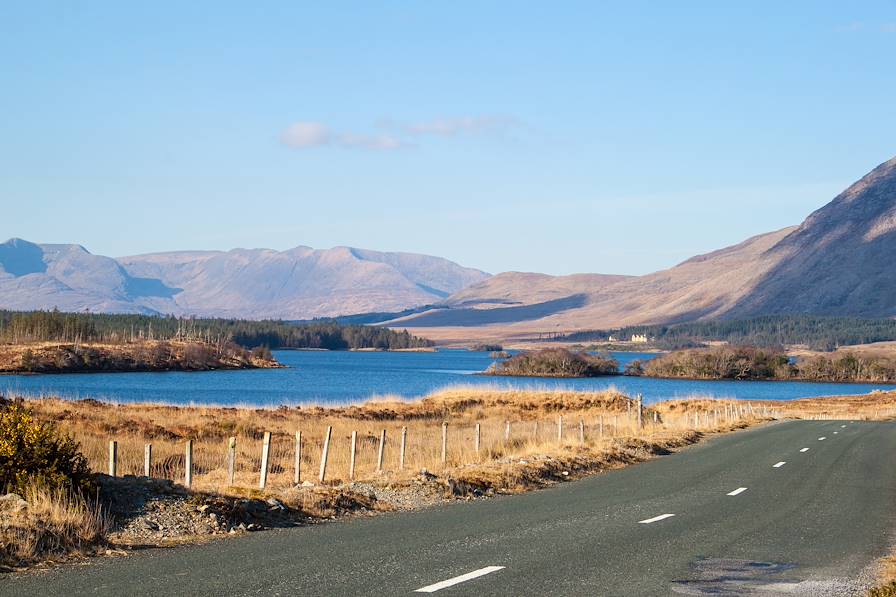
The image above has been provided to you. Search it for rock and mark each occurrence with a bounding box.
[141,519,160,531]
[246,523,263,532]
[0,493,28,513]
[561,471,569,476]
[237,523,248,531]
[197,504,211,513]
[265,498,286,511]
[419,469,437,481]
[300,480,314,488]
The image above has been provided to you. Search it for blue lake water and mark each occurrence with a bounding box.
[0,349,891,407]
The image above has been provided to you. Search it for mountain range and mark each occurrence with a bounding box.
[0,242,489,319]
[2,155,895,335]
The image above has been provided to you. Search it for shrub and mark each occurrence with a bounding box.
[252,345,274,361]
[624,360,644,376]
[471,343,503,352]
[870,582,896,597]
[0,399,92,494]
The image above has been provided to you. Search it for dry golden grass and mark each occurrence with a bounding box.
[0,483,110,568]
[17,386,896,499]
[20,386,774,496]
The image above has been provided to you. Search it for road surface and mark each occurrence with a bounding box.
[5,420,896,596]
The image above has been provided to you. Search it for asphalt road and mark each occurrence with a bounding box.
[6,420,896,596]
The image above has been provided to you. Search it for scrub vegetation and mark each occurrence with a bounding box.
[633,345,896,382]
[0,398,108,568]
[485,348,618,377]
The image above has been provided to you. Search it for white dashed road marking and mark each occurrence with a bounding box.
[639,514,676,524]
[727,487,748,496]
[773,461,786,468]
[415,566,505,593]
[800,448,809,453]
[818,437,826,441]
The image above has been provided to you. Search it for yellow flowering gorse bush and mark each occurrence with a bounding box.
[0,399,91,493]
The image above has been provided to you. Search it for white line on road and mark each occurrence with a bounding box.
[727,487,748,496]
[773,461,786,468]
[639,513,676,524]
[833,431,838,434]
[841,425,847,428]
[819,437,826,441]
[415,566,505,593]
[800,448,809,452]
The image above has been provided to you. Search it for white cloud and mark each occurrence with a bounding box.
[280,114,516,151]
[394,115,515,136]
[281,122,332,148]
[280,121,406,151]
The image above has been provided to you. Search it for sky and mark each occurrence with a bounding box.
[1,1,895,276]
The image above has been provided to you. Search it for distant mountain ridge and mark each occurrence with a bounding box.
[0,241,490,319]
[393,155,896,335]
[6,155,896,333]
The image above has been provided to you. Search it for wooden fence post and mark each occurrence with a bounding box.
[579,419,585,444]
[349,431,357,480]
[557,415,563,442]
[294,431,303,485]
[599,415,604,438]
[144,444,152,477]
[534,420,539,438]
[653,411,658,425]
[376,429,386,473]
[259,431,271,489]
[504,420,511,441]
[185,439,193,488]
[399,426,407,470]
[227,436,236,486]
[474,422,481,454]
[613,415,617,435]
[441,422,448,464]
[637,394,643,430]
[108,440,117,477]
[319,425,332,483]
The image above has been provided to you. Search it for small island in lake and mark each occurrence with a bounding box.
[0,340,283,374]
[484,347,618,378]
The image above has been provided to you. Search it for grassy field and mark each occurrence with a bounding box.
[24,385,896,496]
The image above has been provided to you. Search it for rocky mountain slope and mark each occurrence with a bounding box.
[394,155,896,335]
[0,241,489,319]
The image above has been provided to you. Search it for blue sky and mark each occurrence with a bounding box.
[1,1,894,275]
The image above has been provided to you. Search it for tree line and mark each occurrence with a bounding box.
[0,310,433,351]
[560,315,896,351]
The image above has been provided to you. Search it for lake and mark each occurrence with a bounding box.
[0,349,891,407]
